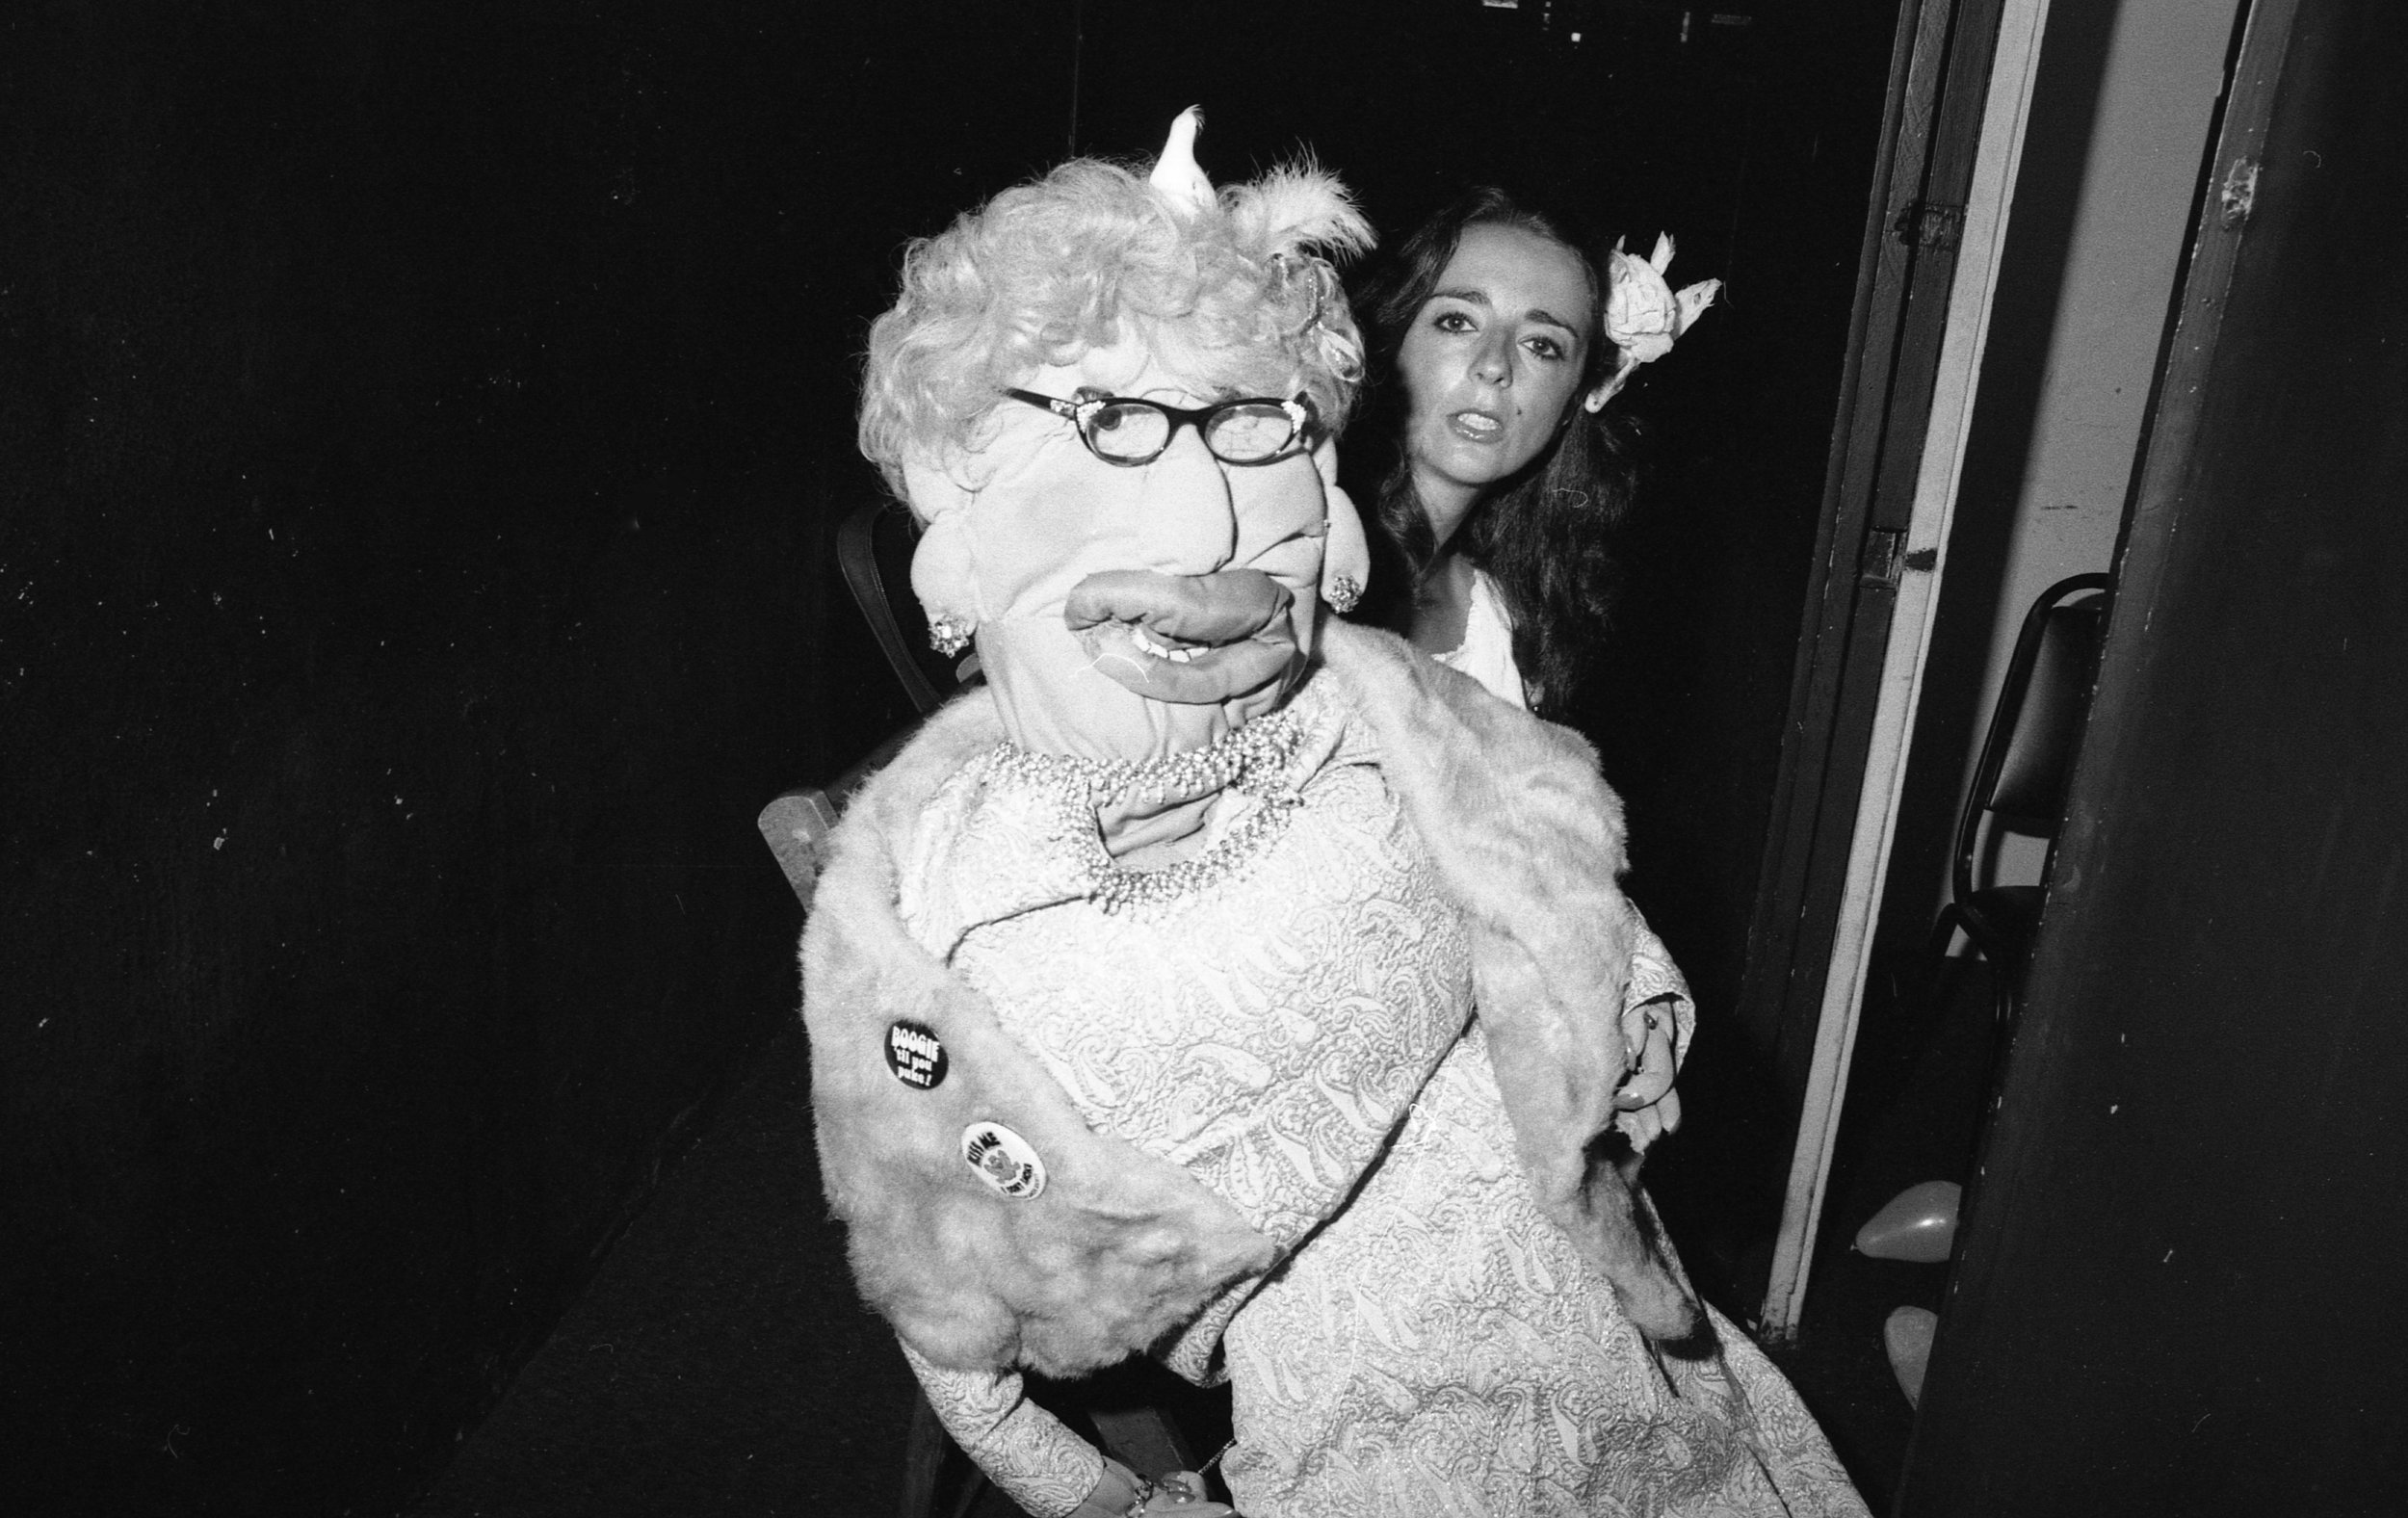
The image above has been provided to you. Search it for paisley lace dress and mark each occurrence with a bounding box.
[895,677,1864,1518]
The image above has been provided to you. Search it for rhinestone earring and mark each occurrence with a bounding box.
[928,615,973,658]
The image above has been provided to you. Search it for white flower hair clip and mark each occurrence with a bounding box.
[1586,233,1720,412]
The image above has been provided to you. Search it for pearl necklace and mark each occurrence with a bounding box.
[982,708,1306,805]
[982,709,1308,913]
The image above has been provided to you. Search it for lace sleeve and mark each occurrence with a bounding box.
[1625,913,1695,1070]
[898,1341,1106,1518]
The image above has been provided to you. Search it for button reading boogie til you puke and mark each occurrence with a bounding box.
[960,1121,1046,1200]
[883,1020,948,1089]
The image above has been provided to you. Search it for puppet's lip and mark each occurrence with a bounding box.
[1064,569,1292,642]
[1064,569,1299,704]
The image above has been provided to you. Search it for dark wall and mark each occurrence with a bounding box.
[1,3,1894,1512]
[1,5,1074,1510]
[1901,0,2408,1506]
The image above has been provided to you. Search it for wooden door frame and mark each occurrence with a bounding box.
[1737,0,2007,1081]
[1735,0,2049,1335]
[1897,0,2408,1499]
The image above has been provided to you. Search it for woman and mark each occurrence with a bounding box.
[811,116,1857,1518]
[1351,189,1715,714]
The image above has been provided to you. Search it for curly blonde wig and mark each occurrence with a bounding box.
[859,156,1374,502]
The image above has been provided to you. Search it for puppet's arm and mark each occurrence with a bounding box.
[900,1342,1104,1517]
[898,1343,1225,1517]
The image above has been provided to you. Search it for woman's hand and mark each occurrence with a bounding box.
[1611,998,1682,1153]
[1076,1460,1238,1518]
[1143,1469,1235,1513]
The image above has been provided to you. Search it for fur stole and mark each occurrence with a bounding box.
[798,618,1696,1378]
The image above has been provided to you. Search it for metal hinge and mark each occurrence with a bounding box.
[1895,200,1966,252]
[1859,527,1906,589]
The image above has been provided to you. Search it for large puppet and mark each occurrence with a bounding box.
[805,111,1866,1518]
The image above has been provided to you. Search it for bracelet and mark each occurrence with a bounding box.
[1116,1469,1214,1514]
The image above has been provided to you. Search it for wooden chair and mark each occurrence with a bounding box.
[836,496,978,718]
[755,499,971,903]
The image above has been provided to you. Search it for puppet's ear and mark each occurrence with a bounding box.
[1312,436,1370,614]
[902,457,981,636]
[908,513,978,651]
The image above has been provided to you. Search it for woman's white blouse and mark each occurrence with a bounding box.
[1431,566,1530,709]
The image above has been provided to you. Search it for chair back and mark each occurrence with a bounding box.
[1952,573,2110,899]
[757,499,970,908]
[838,497,976,717]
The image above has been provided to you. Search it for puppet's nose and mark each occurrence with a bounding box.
[1133,425,1238,577]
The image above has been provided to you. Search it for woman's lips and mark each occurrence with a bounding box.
[1447,408,1505,445]
[1062,568,1299,704]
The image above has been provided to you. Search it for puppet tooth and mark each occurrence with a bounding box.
[1129,625,1198,663]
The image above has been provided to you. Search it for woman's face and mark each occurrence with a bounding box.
[1397,222,1596,509]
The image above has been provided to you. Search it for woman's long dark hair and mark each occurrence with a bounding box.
[1348,187,1638,718]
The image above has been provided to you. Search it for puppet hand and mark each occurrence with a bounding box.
[1610,998,1682,1152]
[1144,1470,1236,1514]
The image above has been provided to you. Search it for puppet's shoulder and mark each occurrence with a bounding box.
[1318,619,1615,816]
[837,690,1008,850]
[802,689,1003,990]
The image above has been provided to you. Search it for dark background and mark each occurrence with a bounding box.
[1,2,1898,1511]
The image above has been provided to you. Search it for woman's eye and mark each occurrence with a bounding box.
[1526,335,1566,361]
[1431,309,1475,334]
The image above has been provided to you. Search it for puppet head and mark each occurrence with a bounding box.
[858,110,1374,769]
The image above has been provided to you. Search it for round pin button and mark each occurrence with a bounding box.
[959,1121,1046,1200]
[884,1020,948,1089]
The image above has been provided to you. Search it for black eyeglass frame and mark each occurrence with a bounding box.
[1002,387,1320,467]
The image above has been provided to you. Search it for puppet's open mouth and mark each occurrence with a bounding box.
[1127,624,1201,664]
[1063,569,1299,703]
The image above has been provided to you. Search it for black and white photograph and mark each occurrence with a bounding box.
[6,2,2402,1513]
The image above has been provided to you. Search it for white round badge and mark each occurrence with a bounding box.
[959,1121,1046,1200]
